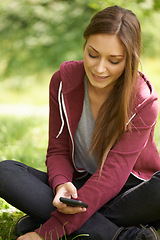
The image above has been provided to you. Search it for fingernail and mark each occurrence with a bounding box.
[72,193,77,198]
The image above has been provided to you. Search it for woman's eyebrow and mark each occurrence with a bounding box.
[110,55,124,57]
[88,45,124,57]
[88,45,99,53]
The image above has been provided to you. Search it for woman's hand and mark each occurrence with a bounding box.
[53,182,86,214]
[17,232,42,240]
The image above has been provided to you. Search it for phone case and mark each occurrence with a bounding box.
[60,197,88,208]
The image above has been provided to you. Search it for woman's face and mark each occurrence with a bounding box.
[83,34,126,91]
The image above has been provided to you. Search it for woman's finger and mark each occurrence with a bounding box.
[58,206,87,214]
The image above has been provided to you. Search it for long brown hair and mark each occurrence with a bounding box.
[83,6,142,173]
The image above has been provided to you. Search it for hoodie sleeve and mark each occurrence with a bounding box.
[36,95,159,239]
[46,71,74,192]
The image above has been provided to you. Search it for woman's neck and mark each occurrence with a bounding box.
[87,79,112,102]
[87,79,112,120]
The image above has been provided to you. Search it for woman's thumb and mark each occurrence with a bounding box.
[66,182,78,199]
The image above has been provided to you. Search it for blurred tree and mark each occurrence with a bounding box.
[0,0,159,79]
[0,0,93,78]
[88,0,160,57]
[89,0,160,11]
[153,0,160,10]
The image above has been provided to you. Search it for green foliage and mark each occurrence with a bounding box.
[88,0,160,57]
[88,0,160,11]
[0,200,88,240]
[141,12,160,56]
[0,198,24,240]
[0,0,93,78]
[0,0,160,80]
[153,0,160,10]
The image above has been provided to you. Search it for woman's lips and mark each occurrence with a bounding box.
[92,72,109,81]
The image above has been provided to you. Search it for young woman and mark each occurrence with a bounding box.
[1,5,160,240]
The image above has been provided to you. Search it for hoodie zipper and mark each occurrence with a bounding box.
[56,81,140,175]
[60,89,85,173]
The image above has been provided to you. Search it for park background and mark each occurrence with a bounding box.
[0,0,160,239]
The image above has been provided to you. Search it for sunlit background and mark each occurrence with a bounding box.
[0,0,160,238]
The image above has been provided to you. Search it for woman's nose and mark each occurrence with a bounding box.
[95,59,107,73]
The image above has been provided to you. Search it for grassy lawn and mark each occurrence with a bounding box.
[0,198,24,240]
[0,116,48,239]
[0,57,160,239]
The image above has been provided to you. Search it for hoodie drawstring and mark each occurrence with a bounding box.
[56,82,64,138]
[56,81,137,137]
[127,113,137,125]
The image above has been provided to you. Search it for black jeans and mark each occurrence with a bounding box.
[0,160,160,240]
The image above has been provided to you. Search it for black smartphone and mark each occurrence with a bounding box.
[59,197,88,208]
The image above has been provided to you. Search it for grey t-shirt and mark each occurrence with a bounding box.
[74,75,98,174]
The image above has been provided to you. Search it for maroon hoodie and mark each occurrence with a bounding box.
[35,60,160,239]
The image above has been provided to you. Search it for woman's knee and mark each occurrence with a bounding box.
[0,160,25,197]
[0,160,19,186]
[0,160,16,175]
[0,160,11,194]
[0,160,12,174]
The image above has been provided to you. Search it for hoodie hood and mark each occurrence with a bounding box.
[57,61,158,135]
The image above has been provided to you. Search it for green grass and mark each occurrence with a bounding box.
[0,57,160,239]
[0,116,48,171]
[0,115,48,239]
[0,198,24,240]
[0,200,88,240]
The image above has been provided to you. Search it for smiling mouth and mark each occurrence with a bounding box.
[92,73,109,79]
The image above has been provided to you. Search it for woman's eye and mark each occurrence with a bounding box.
[109,60,119,65]
[88,53,98,58]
